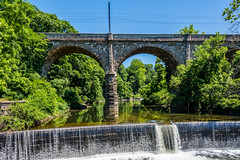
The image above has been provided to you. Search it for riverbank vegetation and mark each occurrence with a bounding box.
[1,0,240,131]
[170,34,240,115]
[0,0,75,130]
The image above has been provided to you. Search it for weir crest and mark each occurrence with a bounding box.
[0,122,240,159]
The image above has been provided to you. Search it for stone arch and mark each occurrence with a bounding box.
[41,43,105,77]
[114,46,182,72]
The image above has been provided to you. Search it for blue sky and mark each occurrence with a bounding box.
[29,0,233,67]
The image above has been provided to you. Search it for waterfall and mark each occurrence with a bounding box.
[1,122,238,160]
[176,121,240,149]
[155,124,181,152]
[0,124,158,160]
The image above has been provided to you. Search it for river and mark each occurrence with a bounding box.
[32,100,240,130]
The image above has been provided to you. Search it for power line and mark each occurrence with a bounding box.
[56,13,221,19]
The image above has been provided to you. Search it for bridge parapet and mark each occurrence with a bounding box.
[112,34,185,41]
[190,34,240,42]
[42,33,108,41]
[42,33,240,42]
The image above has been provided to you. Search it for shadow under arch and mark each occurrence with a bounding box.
[41,45,105,77]
[115,46,180,72]
[226,48,239,62]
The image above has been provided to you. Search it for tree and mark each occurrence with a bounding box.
[231,50,240,79]
[0,0,50,74]
[0,0,72,130]
[118,64,128,82]
[117,75,133,99]
[178,24,204,34]
[170,33,240,114]
[1,1,102,108]
[126,59,146,95]
[144,64,155,84]
[30,7,77,33]
[117,64,133,99]
[223,0,240,33]
[141,58,172,106]
[48,54,105,107]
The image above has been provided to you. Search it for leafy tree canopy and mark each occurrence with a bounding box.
[30,7,78,33]
[48,54,105,108]
[126,59,146,95]
[223,0,240,33]
[170,33,240,114]
[178,24,204,34]
[0,0,77,130]
[141,58,172,106]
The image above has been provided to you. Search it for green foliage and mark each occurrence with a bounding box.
[0,0,49,73]
[223,0,240,33]
[77,102,104,123]
[118,64,128,81]
[117,59,159,99]
[30,8,77,33]
[170,33,240,114]
[50,78,70,96]
[48,54,105,107]
[117,75,132,99]
[0,0,76,131]
[1,0,102,111]
[150,89,173,106]
[117,64,133,99]
[144,64,155,84]
[0,0,77,74]
[231,51,240,79]
[0,18,20,59]
[117,58,172,102]
[126,59,146,94]
[0,78,68,131]
[178,24,204,34]
[141,58,172,106]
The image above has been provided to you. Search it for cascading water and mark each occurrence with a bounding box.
[0,123,180,160]
[176,121,240,149]
[155,124,180,152]
[0,121,239,160]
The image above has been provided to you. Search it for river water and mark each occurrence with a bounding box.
[33,100,240,130]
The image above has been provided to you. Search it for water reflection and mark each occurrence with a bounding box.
[32,101,240,130]
[77,102,104,124]
[119,101,133,123]
[51,112,70,127]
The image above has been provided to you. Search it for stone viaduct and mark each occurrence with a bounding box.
[41,33,240,120]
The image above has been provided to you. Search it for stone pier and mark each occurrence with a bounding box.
[104,73,118,121]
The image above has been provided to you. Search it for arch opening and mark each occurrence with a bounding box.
[115,46,179,73]
[116,51,172,102]
[42,46,106,109]
[41,45,105,77]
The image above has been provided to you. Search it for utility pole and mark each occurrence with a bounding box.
[108,2,111,33]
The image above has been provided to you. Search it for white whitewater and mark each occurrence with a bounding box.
[155,123,181,152]
[52,149,240,160]
[0,122,240,160]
